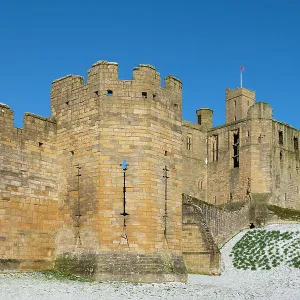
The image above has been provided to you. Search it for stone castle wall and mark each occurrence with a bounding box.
[270,121,300,210]
[0,104,59,270]
[0,61,187,282]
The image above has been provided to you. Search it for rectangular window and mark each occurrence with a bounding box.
[197,114,201,125]
[232,129,239,168]
[187,136,192,150]
[279,130,283,145]
[294,136,298,151]
[210,135,218,161]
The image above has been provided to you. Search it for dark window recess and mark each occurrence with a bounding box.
[65,101,69,105]
[233,130,239,168]
[187,136,192,150]
[153,94,156,99]
[142,92,147,98]
[38,142,43,147]
[164,151,167,156]
[174,103,178,108]
[95,91,99,96]
[230,193,233,202]
[279,131,283,145]
[200,180,203,189]
[71,150,75,156]
[294,137,298,150]
[107,90,113,96]
[197,114,201,125]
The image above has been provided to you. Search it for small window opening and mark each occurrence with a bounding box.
[65,101,69,105]
[247,131,250,137]
[234,100,236,107]
[95,91,99,96]
[187,136,192,150]
[280,151,283,161]
[197,114,201,125]
[210,135,218,162]
[214,196,217,204]
[233,130,240,168]
[234,117,236,122]
[230,193,233,202]
[200,180,203,189]
[107,90,113,96]
[279,131,283,145]
[142,92,147,98]
[174,103,178,108]
[153,94,156,99]
[294,137,298,151]
[70,150,75,156]
[164,151,167,156]
[38,142,43,147]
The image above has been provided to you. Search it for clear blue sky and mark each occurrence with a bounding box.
[1,0,300,128]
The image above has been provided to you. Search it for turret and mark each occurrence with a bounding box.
[196,108,213,131]
[226,88,255,123]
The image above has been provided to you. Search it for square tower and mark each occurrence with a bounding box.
[226,88,255,123]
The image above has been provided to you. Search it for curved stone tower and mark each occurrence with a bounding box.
[51,61,186,282]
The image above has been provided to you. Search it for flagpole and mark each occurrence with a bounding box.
[240,68,242,88]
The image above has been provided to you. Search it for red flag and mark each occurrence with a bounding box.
[241,65,245,71]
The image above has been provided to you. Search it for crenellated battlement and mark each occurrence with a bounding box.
[50,60,183,118]
[0,102,14,128]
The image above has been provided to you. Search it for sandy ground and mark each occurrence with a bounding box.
[0,224,299,300]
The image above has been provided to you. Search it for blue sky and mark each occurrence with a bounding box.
[1,0,300,128]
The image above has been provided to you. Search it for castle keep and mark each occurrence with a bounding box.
[1,60,299,281]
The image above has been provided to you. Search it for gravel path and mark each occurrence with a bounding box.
[0,224,299,300]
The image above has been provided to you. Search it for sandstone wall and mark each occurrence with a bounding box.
[270,121,300,210]
[0,104,58,271]
[50,61,186,282]
[182,121,207,201]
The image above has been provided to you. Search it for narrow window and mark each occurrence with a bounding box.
[294,137,298,151]
[233,130,239,168]
[65,101,69,105]
[142,92,147,98]
[234,117,236,122]
[94,91,99,96]
[107,90,113,96]
[279,130,283,145]
[153,94,156,99]
[164,151,167,156]
[186,136,192,150]
[200,180,203,189]
[174,103,178,109]
[234,100,236,107]
[38,142,43,147]
[247,131,250,137]
[230,193,233,202]
[214,196,217,204]
[197,114,201,125]
[210,135,218,161]
[70,150,75,156]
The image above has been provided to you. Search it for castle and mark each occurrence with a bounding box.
[0,61,299,282]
